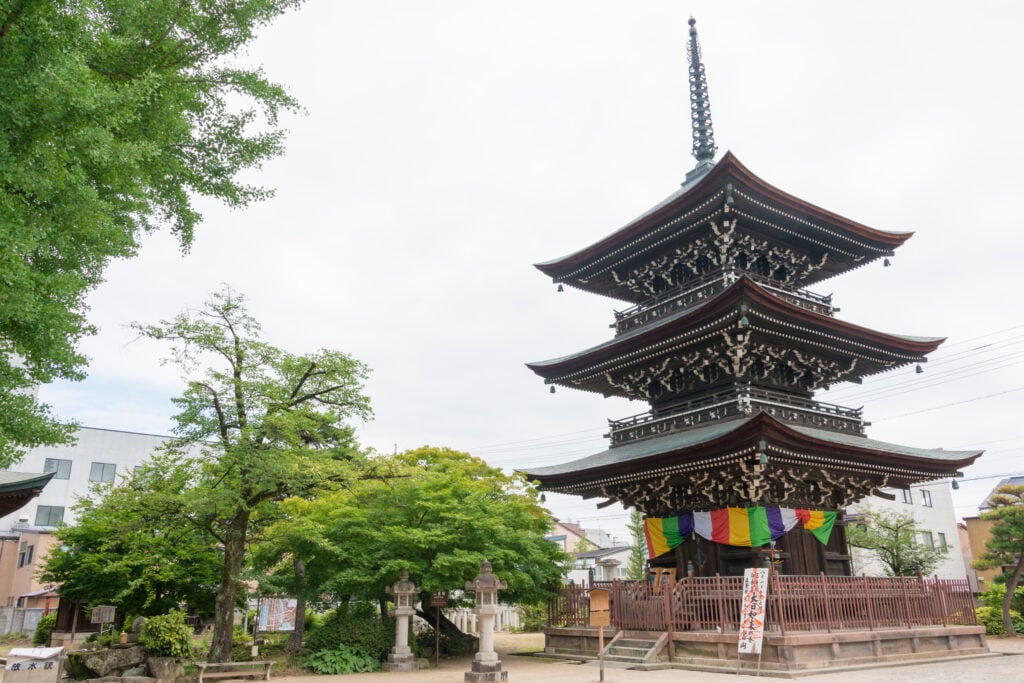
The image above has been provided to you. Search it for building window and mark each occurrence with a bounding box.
[937,532,948,550]
[921,489,933,507]
[921,532,935,550]
[43,458,71,480]
[900,489,913,504]
[35,505,65,527]
[89,462,116,483]
[17,543,34,568]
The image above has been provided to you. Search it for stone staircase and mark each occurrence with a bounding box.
[597,635,666,669]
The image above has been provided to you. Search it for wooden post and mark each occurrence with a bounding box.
[598,624,605,683]
[819,572,833,633]
[663,574,675,660]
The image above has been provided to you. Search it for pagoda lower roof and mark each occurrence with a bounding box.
[0,471,55,518]
[527,276,942,395]
[521,412,981,492]
[535,152,912,303]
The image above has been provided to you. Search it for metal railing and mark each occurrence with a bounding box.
[612,268,835,335]
[607,385,865,445]
[549,574,976,634]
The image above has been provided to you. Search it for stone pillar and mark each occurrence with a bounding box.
[464,560,508,682]
[383,571,422,672]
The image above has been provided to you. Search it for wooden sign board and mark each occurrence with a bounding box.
[90,606,115,624]
[589,588,611,627]
[429,591,448,607]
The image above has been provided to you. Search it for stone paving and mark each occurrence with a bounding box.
[269,633,1024,683]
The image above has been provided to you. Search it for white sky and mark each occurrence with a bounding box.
[36,1,1024,544]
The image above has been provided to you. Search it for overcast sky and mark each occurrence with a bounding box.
[35,1,1024,543]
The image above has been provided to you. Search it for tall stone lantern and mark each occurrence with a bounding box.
[464,560,508,682]
[383,571,422,672]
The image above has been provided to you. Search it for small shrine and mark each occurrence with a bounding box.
[523,18,983,578]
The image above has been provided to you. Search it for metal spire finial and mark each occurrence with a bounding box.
[687,17,717,166]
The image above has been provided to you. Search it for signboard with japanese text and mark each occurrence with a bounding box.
[737,568,769,655]
[4,647,64,683]
[90,605,115,624]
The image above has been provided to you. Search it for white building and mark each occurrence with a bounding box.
[847,479,967,580]
[0,427,175,633]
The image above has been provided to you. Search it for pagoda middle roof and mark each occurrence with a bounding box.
[526,276,942,392]
[521,412,981,488]
[535,152,913,302]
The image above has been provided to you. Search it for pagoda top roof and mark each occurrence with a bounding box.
[521,412,981,488]
[527,275,942,393]
[535,152,913,300]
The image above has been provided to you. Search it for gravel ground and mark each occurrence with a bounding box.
[266,632,1024,683]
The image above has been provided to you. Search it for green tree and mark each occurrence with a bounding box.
[295,446,566,633]
[40,451,222,620]
[133,287,371,662]
[0,0,304,463]
[846,506,948,577]
[974,484,1024,636]
[626,508,647,580]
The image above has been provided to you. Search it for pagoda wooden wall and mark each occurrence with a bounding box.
[656,523,852,577]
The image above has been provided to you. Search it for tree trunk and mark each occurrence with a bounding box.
[1003,555,1024,636]
[284,558,306,654]
[208,516,249,662]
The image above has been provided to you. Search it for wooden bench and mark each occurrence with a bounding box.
[195,661,273,683]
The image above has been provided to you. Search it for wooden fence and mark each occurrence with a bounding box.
[549,574,977,635]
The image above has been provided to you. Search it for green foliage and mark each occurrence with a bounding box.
[131,287,371,662]
[414,628,474,658]
[140,611,194,658]
[303,603,392,661]
[0,0,305,464]
[975,484,1024,635]
[40,452,222,618]
[846,506,948,577]
[32,613,56,647]
[516,603,547,633]
[975,606,1024,635]
[292,446,567,608]
[301,645,379,675]
[627,508,647,580]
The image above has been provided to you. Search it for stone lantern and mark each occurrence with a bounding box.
[464,560,508,682]
[383,571,422,672]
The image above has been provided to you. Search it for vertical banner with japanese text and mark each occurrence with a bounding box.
[737,567,769,655]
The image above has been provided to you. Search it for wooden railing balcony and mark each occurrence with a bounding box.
[607,385,865,445]
[549,574,977,634]
[612,268,835,335]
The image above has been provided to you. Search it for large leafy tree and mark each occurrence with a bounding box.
[134,287,371,662]
[0,0,304,464]
[974,484,1024,636]
[268,446,566,634]
[40,451,222,621]
[846,506,948,577]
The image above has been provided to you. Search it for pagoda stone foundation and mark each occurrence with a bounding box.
[545,625,989,676]
[526,17,986,672]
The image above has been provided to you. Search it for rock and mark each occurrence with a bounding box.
[80,646,147,677]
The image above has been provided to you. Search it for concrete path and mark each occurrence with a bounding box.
[270,633,1024,683]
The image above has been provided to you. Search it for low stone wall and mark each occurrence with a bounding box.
[545,625,990,674]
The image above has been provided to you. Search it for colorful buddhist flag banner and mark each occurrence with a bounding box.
[643,507,838,558]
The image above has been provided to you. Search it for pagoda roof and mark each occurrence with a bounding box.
[0,471,55,518]
[535,152,912,302]
[527,276,941,395]
[521,412,981,493]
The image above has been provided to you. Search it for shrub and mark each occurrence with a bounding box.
[303,602,392,661]
[975,605,1024,635]
[516,603,546,632]
[140,611,194,658]
[301,645,378,674]
[414,628,475,658]
[33,613,57,647]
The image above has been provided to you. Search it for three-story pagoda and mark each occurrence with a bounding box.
[524,18,982,576]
